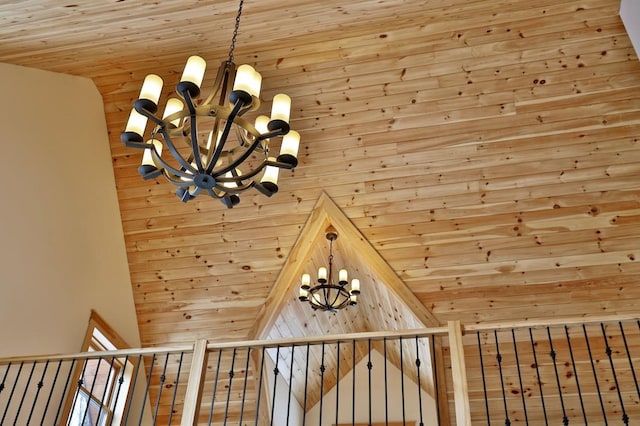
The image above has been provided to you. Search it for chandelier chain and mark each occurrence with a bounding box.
[228,0,245,63]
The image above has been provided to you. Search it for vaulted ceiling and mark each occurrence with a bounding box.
[2,0,640,356]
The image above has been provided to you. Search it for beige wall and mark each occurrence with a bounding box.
[0,62,140,357]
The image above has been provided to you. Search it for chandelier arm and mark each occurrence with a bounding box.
[212,178,255,195]
[328,286,344,309]
[180,92,205,172]
[160,169,192,187]
[150,143,198,180]
[219,157,271,182]
[157,127,199,174]
[203,61,232,107]
[307,284,351,312]
[188,186,203,197]
[206,188,221,199]
[133,103,164,128]
[214,137,263,178]
[201,117,225,172]
[205,100,246,175]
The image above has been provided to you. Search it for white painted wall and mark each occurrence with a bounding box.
[0,62,149,424]
[621,0,640,58]
[305,350,437,426]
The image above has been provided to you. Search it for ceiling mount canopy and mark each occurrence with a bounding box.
[120,0,300,208]
[299,227,360,312]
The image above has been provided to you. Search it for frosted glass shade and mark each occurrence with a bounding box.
[180,56,206,88]
[260,163,279,186]
[280,130,299,157]
[125,108,148,137]
[162,98,184,127]
[271,94,291,123]
[139,74,163,105]
[233,64,262,98]
[318,267,327,281]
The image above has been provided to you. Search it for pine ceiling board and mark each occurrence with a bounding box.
[4,0,640,423]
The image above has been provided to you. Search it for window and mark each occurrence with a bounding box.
[64,311,136,426]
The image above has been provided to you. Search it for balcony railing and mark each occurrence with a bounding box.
[1,314,638,425]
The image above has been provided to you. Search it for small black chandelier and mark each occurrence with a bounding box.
[120,0,300,208]
[299,229,360,312]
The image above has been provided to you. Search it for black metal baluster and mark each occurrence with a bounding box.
[81,357,104,425]
[223,348,237,426]
[494,330,511,426]
[510,329,528,425]
[208,348,223,425]
[432,334,440,425]
[529,328,548,425]
[270,346,280,426]
[0,362,10,396]
[400,336,406,425]
[254,346,266,426]
[546,327,568,425]
[301,343,310,426]
[41,359,63,425]
[0,363,10,422]
[139,353,157,426]
[415,337,425,426]
[287,344,295,426]
[582,325,607,424]
[239,347,252,425]
[367,339,373,426]
[352,339,356,426]
[1,361,24,425]
[73,360,91,425]
[619,321,640,401]
[167,352,185,425]
[14,360,37,424]
[95,357,116,425]
[477,332,490,425]
[335,341,340,426]
[152,353,170,425]
[122,354,142,425]
[564,326,587,424]
[319,342,326,426]
[600,322,629,425]
[109,355,129,426]
[383,338,389,425]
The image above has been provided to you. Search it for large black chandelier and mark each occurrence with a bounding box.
[299,229,360,312]
[120,0,300,208]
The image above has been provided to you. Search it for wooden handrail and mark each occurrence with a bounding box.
[463,312,640,333]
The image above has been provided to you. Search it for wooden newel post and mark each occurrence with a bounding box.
[448,320,471,426]
[181,339,209,426]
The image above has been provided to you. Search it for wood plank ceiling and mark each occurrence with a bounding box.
[2,0,640,385]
